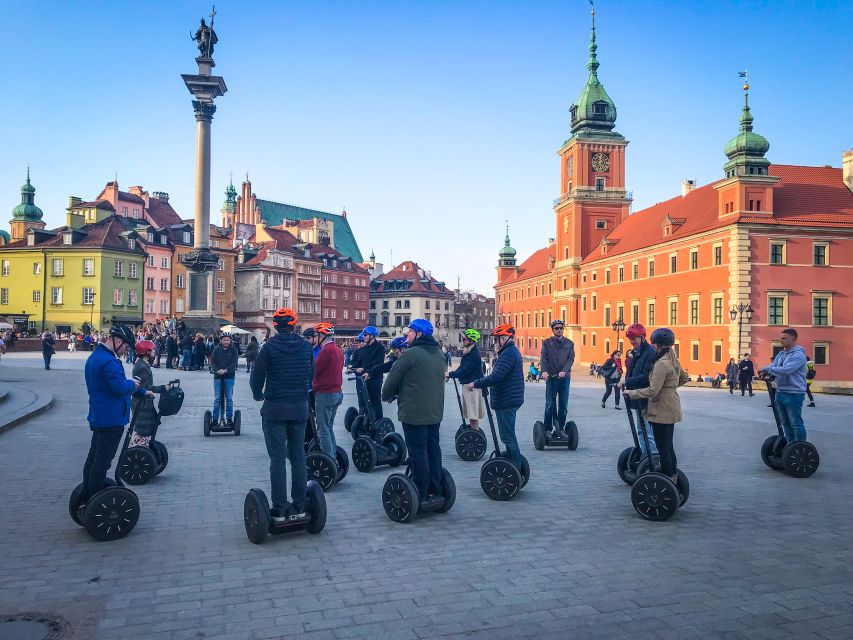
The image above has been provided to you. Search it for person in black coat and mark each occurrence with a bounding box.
[165,333,178,369]
[447,329,484,431]
[41,331,56,370]
[621,324,657,455]
[738,353,756,396]
[352,326,386,419]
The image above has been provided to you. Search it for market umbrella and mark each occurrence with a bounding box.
[220,324,251,335]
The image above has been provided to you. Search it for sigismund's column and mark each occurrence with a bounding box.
[181,11,227,331]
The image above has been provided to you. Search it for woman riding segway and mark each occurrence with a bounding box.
[447,328,487,461]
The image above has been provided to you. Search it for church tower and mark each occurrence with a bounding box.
[221,178,237,228]
[496,225,518,285]
[10,169,46,243]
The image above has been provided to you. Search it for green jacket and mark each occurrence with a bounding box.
[381,335,446,425]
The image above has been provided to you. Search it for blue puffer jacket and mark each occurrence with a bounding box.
[86,343,143,428]
[250,330,314,421]
[474,340,524,410]
[448,345,482,385]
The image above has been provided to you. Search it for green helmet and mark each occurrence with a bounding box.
[464,328,481,342]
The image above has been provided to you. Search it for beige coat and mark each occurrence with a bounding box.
[630,348,689,424]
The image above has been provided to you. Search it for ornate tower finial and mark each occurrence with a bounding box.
[587,0,599,77]
[723,74,770,178]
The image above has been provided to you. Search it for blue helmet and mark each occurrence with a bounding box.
[389,336,408,350]
[356,331,365,342]
[408,318,433,336]
[362,325,379,337]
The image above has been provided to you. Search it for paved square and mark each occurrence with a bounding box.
[1,352,852,640]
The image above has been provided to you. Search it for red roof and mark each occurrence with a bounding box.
[499,245,556,285]
[0,215,145,253]
[146,198,184,227]
[373,260,452,294]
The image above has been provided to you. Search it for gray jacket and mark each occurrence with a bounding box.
[540,336,575,376]
[766,344,808,393]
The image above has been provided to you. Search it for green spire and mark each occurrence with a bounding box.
[498,223,517,266]
[223,176,237,212]
[569,1,621,139]
[12,168,44,221]
[723,82,770,178]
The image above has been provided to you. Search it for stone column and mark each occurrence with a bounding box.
[193,100,216,251]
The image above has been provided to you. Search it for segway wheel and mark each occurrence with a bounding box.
[781,441,819,478]
[344,406,358,432]
[617,447,637,485]
[435,468,456,513]
[306,452,338,491]
[480,457,522,501]
[761,435,784,470]
[119,446,158,485]
[636,455,662,477]
[519,455,531,488]
[532,421,546,451]
[203,410,212,437]
[455,428,487,461]
[69,483,85,526]
[382,473,419,523]
[83,487,140,541]
[566,421,579,451]
[152,441,168,474]
[335,446,350,482]
[306,480,327,534]
[675,469,690,507]
[352,437,377,473]
[244,489,270,545]
[631,472,679,521]
[374,417,395,439]
[350,415,365,440]
[233,411,241,436]
[383,432,408,467]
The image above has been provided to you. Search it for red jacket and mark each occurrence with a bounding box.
[312,341,344,394]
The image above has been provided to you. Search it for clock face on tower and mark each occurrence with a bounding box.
[591,152,610,173]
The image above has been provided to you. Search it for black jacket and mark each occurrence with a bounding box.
[211,345,239,379]
[738,359,755,379]
[166,336,178,355]
[359,339,386,372]
[624,340,656,410]
[250,331,314,421]
[370,354,398,378]
[448,345,482,385]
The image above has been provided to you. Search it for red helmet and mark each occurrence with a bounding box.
[272,307,298,326]
[135,339,156,356]
[492,323,515,337]
[314,322,335,336]
[625,323,647,340]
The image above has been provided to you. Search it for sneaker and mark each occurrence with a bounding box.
[551,430,563,440]
[601,402,605,409]
[614,406,622,410]
[807,402,816,408]
[749,393,755,397]
[226,418,235,427]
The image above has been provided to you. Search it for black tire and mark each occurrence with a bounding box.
[244,489,270,545]
[435,468,456,513]
[782,441,820,478]
[676,469,690,506]
[352,437,377,473]
[617,447,637,485]
[519,455,530,488]
[382,473,419,523]
[636,455,662,477]
[383,432,408,467]
[233,411,241,436]
[69,483,85,526]
[455,423,468,438]
[335,446,350,482]
[480,457,522,501]
[455,428,487,461]
[344,406,358,432]
[306,452,338,491]
[306,481,327,534]
[350,415,366,440]
[83,487,140,541]
[375,417,395,439]
[761,435,784,470]
[631,472,679,521]
[118,446,158,485]
[152,441,168,474]
[203,410,212,437]
[533,421,546,451]
[566,421,579,451]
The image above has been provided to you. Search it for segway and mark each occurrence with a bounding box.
[532,379,578,451]
[69,401,142,541]
[347,374,395,441]
[304,396,350,490]
[243,480,326,544]
[616,398,660,485]
[203,375,241,436]
[759,374,819,478]
[118,379,183,485]
[480,388,530,500]
[629,406,689,521]
[382,464,456,523]
[451,378,487,461]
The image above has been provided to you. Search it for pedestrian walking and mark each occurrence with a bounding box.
[726,358,739,394]
[245,335,260,373]
[738,353,756,396]
[42,331,56,370]
[599,350,623,409]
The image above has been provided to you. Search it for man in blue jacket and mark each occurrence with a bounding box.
[759,328,809,443]
[250,308,314,520]
[81,324,151,505]
[469,324,524,467]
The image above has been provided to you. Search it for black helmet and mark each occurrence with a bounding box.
[109,323,136,348]
[649,327,675,347]
[302,327,316,338]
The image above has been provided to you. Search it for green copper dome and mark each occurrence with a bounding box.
[12,171,44,221]
[0,229,10,244]
[723,88,770,178]
[499,234,516,259]
[222,179,237,212]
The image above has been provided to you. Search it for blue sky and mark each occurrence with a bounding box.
[2,1,850,293]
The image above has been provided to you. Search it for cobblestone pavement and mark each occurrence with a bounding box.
[1,351,852,640]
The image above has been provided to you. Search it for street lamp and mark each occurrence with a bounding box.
[729,303,753,359]
[611,317,626,353]
[90,292,97,330]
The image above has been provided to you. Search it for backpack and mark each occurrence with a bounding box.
[158,382,185,416]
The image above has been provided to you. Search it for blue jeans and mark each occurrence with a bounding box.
[402,423,442,499]
[213,378,235,420]
[544,376,570,430]
[181,349,192,369]
[314,392,342,458]
[494,407,522,467]
[627,400,657,456]
[775,391,806,442]
[261,416,307,512]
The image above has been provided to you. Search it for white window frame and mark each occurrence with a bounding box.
[51,287,63,304]
[114,261,124,278]
[812,242,829,266]
[82,288,94,305]
[769,240,787,265]
[812,293,832,327]
[52,258,64,276]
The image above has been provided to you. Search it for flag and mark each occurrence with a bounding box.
[738,71,748,78]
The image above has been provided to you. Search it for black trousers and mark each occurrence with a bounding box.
[82,427,124,503]
[366,376,383,419]
[602,380,621,406]
[739,376,753,395]
[649,422,677,477]
[402,423,442,499]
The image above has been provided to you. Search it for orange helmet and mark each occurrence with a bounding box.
[314,322,335,336]
[272,308,298,326]
[492,323,515,337]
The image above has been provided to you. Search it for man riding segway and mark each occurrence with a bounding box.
[539,319,576,441]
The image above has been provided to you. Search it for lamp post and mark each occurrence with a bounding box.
[611,317,626,353]
[90,292,97,330]
[729,303,753,359]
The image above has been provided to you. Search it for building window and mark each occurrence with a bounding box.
[713,244,723,266]
[605,339,611,354]
[182,231,191,243]
[632,263,638,280]
[670,254,677,273]
[83,288,94,305]
[691,342,699,362]
[0,288,7,305]
[591,294,597,311]
[713,296,723,324]
[604,306,611,327]
[582,333,586,346]
[812,295,831,326]
[146,277,154,290]
[176,274,185,288]
[33,262,41,275]
[217,300,224,314]
[176,298,184,313]
[128,290,137,306]
[217,279,225,293]
[160,278,169,291]
[33,290,40,302]
[1,260,9,276]
[812,344,828,366]
[82,259,95,276]
[648,302,655,325]
[618,267,624,282]
[690,250,698,270]
[632,304,639,324]
[596,220,607,229]
[595,178,605,191]
[113,288,123,305]
[591,333,596,347]
[127,238,136,250]
[714,342,722,363]
[217,260,223,271]
[262,297,269,310]
[114,261,124,277]
[689,299,699,325]
[768,296,786,326]
[770,242,785,265]
[582,296,587,312]
[160,300,169,314]
[52,259,64,276]
[605,269,611,285]
[669,300,678,325]
[648,259,655,277]
[813,242,828,266]
[161,257,169,269]
[52,287,63,304]
[129,263,138,279]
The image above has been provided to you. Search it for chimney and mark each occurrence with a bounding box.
[68,196,82,209]
[843,149,853,193]
[152,191,169,203]
[681,179,696,197]
[341,207,347,219]
[66,211,85,229]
